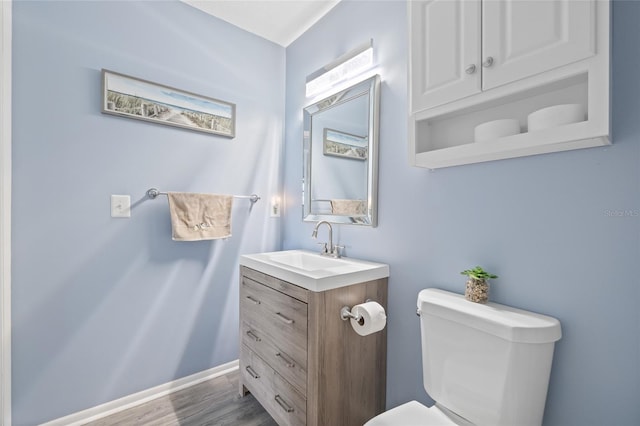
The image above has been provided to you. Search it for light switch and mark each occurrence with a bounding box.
[111,195,131,218]
[270,196,281,218]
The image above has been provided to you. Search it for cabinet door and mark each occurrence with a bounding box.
[482,0,595,90]
[410,0,481,112]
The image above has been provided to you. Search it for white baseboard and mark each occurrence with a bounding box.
[40,360,239,426]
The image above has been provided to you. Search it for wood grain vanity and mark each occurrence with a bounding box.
[238,265,388,426]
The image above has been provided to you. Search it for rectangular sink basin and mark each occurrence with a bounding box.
[239,250,389,292]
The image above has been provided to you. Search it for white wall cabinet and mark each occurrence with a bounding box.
[409,0,610,169]
[481,0,595,91]
[409,0,481,112]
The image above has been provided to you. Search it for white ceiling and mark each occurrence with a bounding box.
[182,0,341,47]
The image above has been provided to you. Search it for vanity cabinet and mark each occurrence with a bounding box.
[238,266,388,426]
[409,0,610,169]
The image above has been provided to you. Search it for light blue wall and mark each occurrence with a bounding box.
[284,1,640,425]
[11,1,640,425]
[12,1,284,424]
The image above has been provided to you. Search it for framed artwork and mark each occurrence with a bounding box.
[101,69,235,137]
[322,128,367,160]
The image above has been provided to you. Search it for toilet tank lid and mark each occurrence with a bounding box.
[418,289,562,343]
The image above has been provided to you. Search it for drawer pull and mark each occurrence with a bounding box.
[245,295,261,305]
[274,394,294,413]
[275,312,294,324]
[275,352,295,368]
[245,366,260,379]
[246,330,261,342]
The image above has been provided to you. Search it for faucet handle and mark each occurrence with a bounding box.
[332,245,344,258]
[316,242,328,254]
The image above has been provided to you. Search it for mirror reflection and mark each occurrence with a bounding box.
[303,75,380,226]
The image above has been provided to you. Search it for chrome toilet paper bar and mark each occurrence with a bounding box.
[340,299,374,321]
[342,300,387,336]
[340,306,362,321]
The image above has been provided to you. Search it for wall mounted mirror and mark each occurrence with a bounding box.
[303,75,380,226]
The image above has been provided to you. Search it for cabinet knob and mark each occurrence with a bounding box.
[482,56,494,68]
[465,64,476,74]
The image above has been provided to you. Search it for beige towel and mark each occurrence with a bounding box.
[167,192,233,241]
[330,199,366,216]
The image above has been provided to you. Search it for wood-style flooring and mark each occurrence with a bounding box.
[83,369,277,426]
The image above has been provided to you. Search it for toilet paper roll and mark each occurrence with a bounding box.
[350,301,387,336]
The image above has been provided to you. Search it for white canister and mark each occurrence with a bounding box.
[474,119,521,143]
[527,103,585,132]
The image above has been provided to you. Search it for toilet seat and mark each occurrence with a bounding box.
[364,401,459,426]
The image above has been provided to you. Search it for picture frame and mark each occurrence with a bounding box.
[101,69,236,138]
[322,128,368,160]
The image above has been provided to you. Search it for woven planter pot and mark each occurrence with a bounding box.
[465,278,489,303]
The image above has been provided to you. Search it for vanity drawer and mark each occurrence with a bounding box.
[241,345,307,426]
[242,321,307,395]
[241,276,307,355]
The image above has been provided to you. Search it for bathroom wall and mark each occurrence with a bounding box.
[284,1,640,425]
[12,1,284,424]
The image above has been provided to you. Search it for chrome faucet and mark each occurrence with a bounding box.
[311,221,342,258]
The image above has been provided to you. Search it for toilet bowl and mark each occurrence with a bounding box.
[365,401,474,426]
[365,289,562,426]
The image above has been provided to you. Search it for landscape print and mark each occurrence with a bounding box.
[323,128,368,160]
[102,70,235,137]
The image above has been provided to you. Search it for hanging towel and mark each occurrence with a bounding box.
[167,192,233,241]
[330,199,366,216]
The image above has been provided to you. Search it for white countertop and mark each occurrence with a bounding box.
[239,249,389,292]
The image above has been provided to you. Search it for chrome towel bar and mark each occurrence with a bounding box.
[146,187,260,204]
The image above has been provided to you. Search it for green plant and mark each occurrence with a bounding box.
[460,266,498,281]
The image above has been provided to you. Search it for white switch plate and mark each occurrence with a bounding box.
[111,195,131,218]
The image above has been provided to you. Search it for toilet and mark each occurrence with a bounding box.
[366,288,562,426]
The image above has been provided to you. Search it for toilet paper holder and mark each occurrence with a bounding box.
[340,299,373,322]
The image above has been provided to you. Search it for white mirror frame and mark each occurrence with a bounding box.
[302,75,381,226]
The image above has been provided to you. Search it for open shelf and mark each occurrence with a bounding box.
[410,71,610,169]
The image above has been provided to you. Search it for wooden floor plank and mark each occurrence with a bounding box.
[83,370,277,426]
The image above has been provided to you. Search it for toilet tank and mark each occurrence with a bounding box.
[417,289,561,426]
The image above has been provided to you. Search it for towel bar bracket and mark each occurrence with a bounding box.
[147,188,161,199]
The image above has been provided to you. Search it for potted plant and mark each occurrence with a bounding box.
[460,266,498,304]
